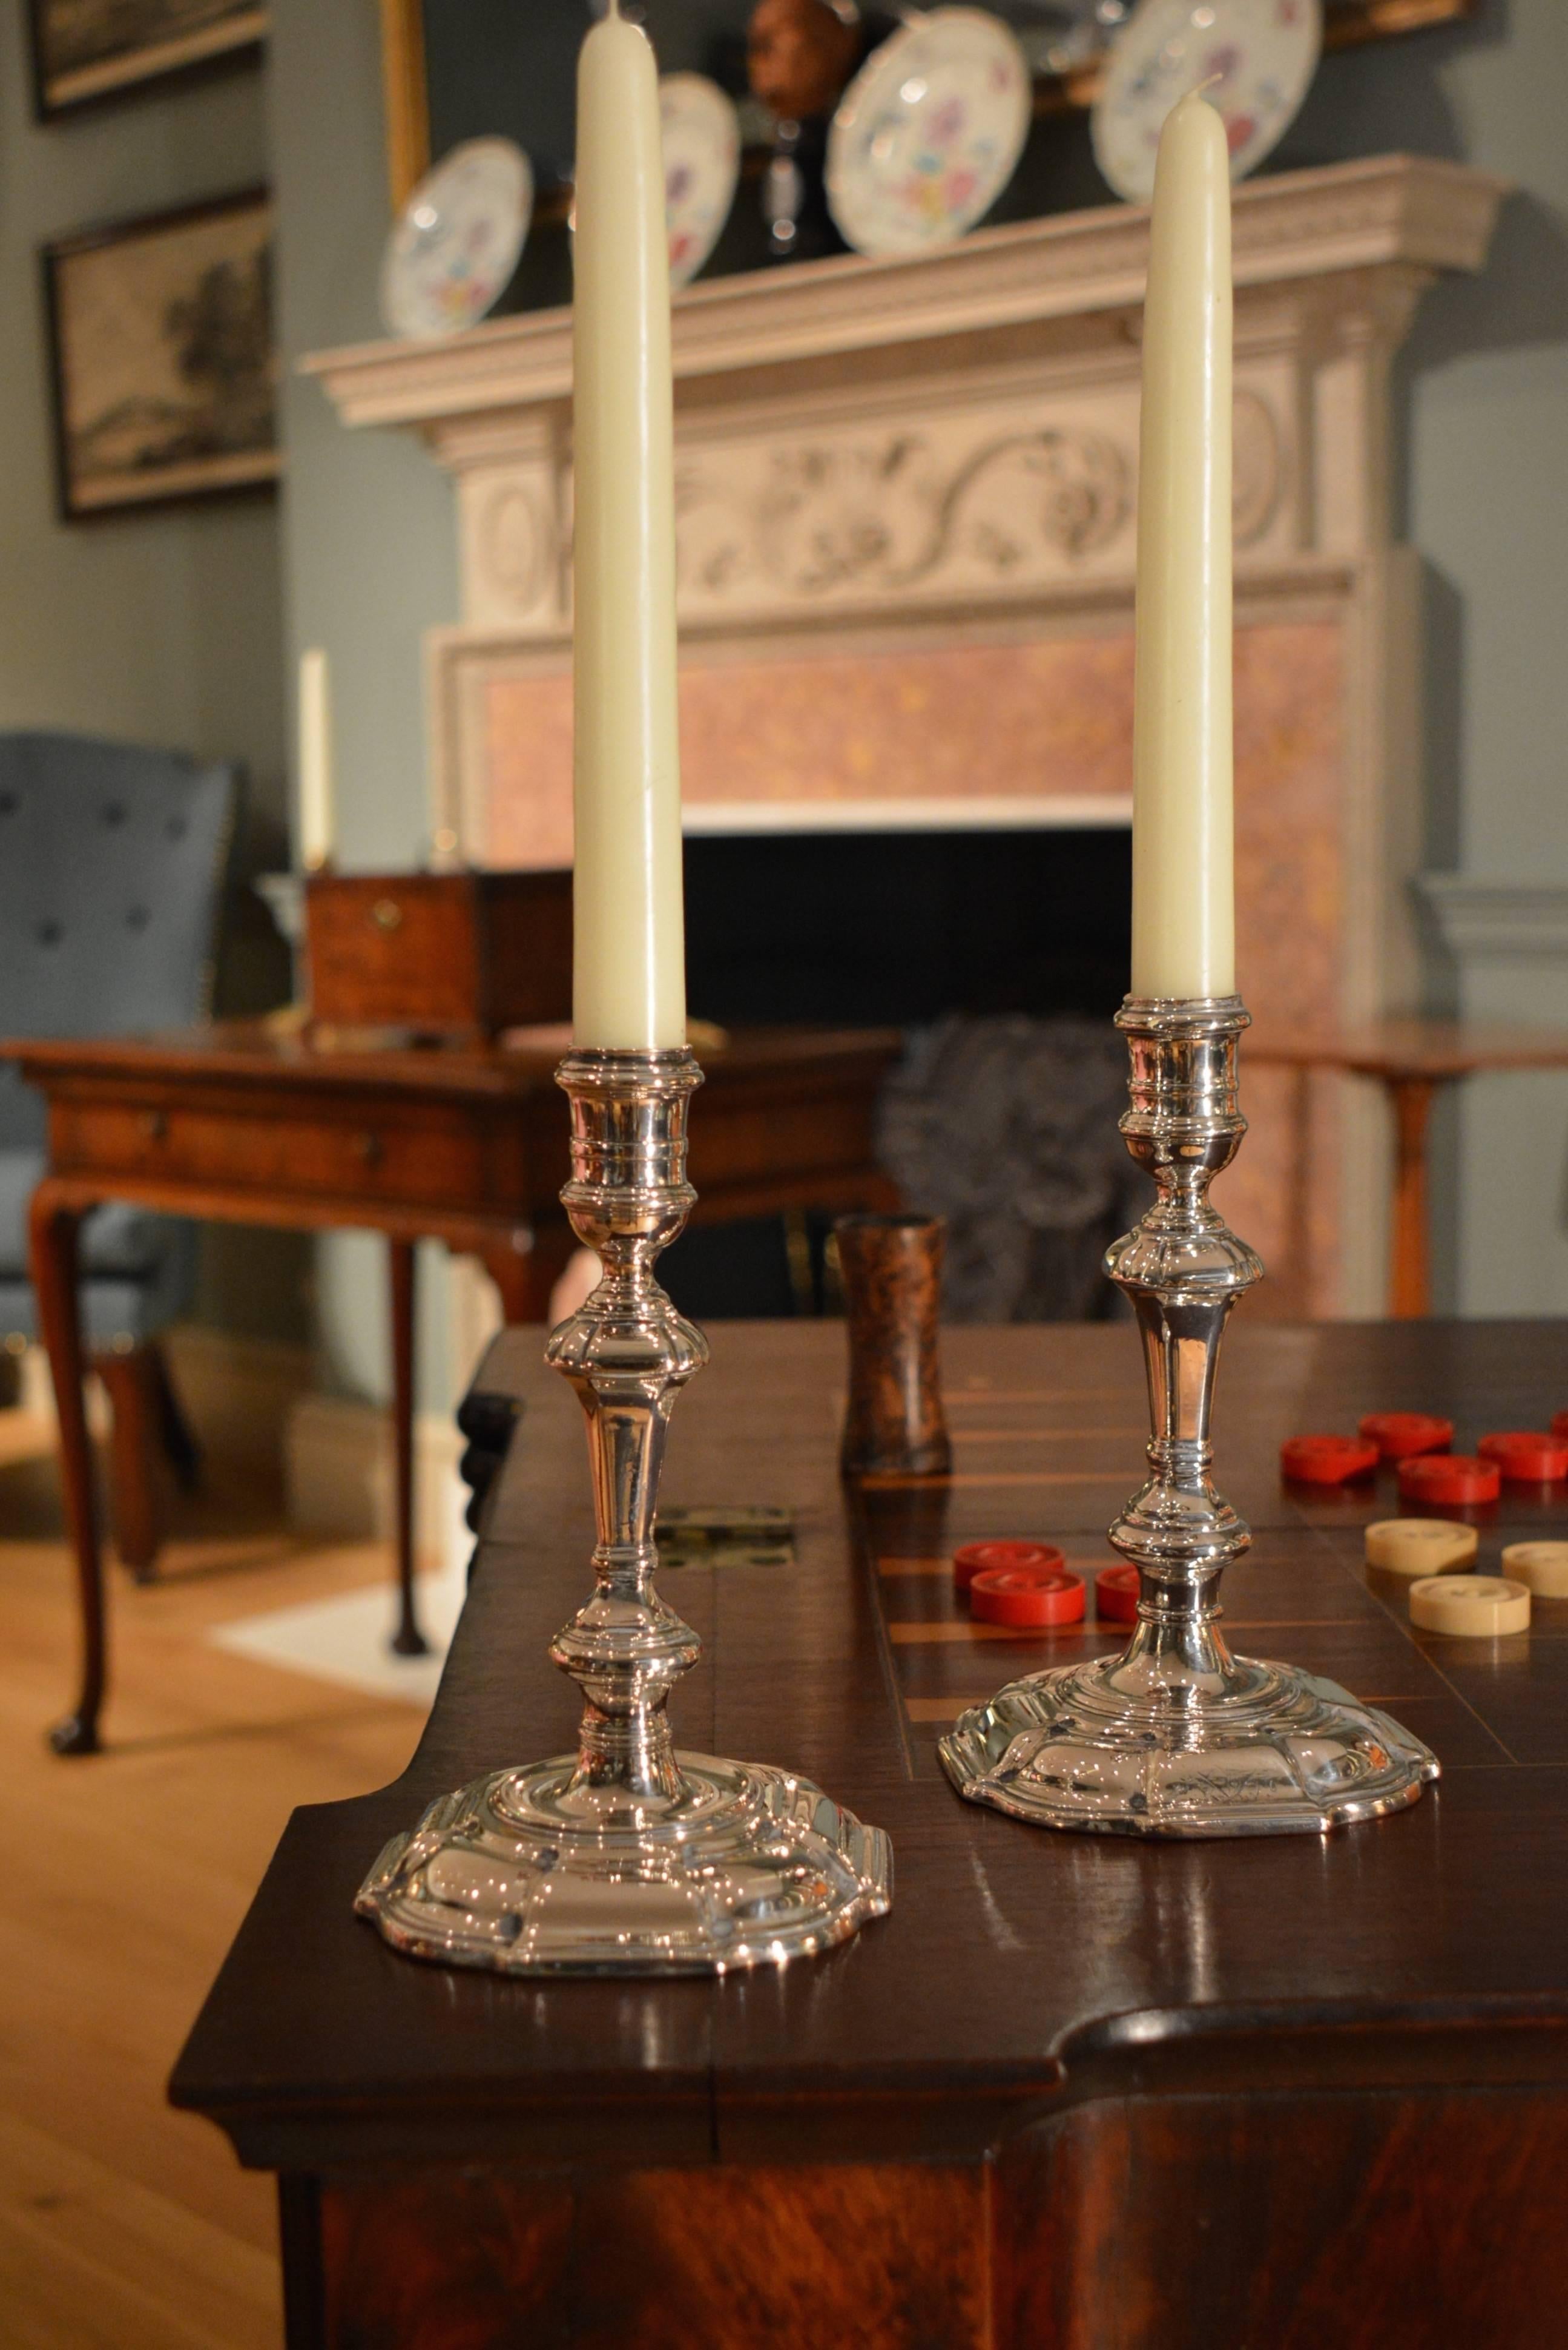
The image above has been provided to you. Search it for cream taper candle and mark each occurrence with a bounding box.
[1130,88,1234,1001]
[571,0,687,1049]
[298,647,334,873]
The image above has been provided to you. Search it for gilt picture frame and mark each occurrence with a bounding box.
[42,189,278,522]
[28,0,266,119]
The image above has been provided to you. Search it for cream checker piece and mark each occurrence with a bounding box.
[1365,1519,1477,1576]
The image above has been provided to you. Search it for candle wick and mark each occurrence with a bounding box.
[1190,73,1224,99]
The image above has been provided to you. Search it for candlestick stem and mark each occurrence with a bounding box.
[940,997,1439,1838]
[356,1048,891,1970]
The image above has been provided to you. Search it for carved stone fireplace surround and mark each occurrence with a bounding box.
[309,154,1504,1315]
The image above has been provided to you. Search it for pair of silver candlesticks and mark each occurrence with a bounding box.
[357,996,1438,1978]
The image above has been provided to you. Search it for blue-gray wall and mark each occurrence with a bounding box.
[269,0,457,874]
[268,0,460,1400]
[0,12,297,1340]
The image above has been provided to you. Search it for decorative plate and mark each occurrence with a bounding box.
[661,72,741,290]
[381,137,533,340]
[1091,0,1323,203]
[826,7,1032,260]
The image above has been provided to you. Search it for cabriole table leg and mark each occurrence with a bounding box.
[1389,1075,1438,1319]
[387,1237,427,1657]
[30,1182,105,1756]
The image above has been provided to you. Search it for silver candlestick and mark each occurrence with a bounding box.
[940,996,1439,1838]
[357,1045,892,1972]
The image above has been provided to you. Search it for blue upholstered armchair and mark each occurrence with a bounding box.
[0,732,240,1572]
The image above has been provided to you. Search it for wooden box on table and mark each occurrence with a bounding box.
[304,869,572,1039]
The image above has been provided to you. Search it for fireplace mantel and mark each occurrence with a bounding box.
[305,156,1506,1317]
[304,152,1506,680]
[307,155,1503,438]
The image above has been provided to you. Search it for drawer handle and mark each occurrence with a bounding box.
[357,1131,384,1168]
[140,1111,168,1143]
[371,898,404,933]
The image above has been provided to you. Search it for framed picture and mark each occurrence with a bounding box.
[29,1,267,119]
[42,189,278,521]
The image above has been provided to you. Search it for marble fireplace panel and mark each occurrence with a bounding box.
[1223,617,1345,1317]
[477,628,1140,863]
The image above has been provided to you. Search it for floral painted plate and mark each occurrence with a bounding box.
[662,72,741,290]
[381,137,533,340]
[826,7,1032,260]
[1092,0,1323,202]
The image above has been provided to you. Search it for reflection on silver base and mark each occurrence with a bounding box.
[941,996,1439,1843]
[356,1753,891,1975]
[940,1656,1437,1839]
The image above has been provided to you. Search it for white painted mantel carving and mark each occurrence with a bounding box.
[308,153,1505,1315]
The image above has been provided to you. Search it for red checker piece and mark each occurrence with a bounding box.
[1478,1431,1568,1483]
[1359,1412,1453,1461]
[1095,1564,1142,1624]
[1397,1453,1500,1507]
[970,1564,1085,1629]
[1280,1434,1379,1485]
[1552,1411,1568,1443]
[953,1538,1064,1593]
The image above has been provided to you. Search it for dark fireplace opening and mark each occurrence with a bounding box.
[662,827,1132,1318]
[683,827,1132,1030]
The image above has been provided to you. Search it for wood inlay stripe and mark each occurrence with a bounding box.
[878,1556,1115,1576]
[864,1471,1136,1489]
[888,1615,1368,1643]
[889,1621,1077,1644]
[946,1389,1132,1404]
[953,1430,1144,1443]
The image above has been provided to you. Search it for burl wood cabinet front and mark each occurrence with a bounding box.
[304,2082,1568,2349]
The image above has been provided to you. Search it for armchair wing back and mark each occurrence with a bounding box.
[0,731,240,1344]
[0,731,239,1146]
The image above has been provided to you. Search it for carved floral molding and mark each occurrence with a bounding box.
[676,424,1131,616]
[467,395,1286,628]
[689,428,1128,591]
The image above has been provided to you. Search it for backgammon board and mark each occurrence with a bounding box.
[174,1317,1568,2350]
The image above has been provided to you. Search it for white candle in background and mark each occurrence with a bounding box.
[570,0,687,1050]
[298,647,335,874]
[1130,87,1235,1001]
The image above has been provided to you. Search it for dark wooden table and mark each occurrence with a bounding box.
[173,1317,1568,2350]
[1249,1021,1568,1317]
[3,1020,898,1755]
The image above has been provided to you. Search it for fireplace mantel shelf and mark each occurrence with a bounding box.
[305,154,1507,436]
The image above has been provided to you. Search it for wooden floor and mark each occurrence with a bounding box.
[0,1409,426,2349]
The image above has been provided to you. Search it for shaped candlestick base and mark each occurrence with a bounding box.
[940,997,1438,1839]
[356,1047,891,1971]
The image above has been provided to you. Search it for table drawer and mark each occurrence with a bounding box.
[693,1084,875,1186]
[55,1098,490,1208]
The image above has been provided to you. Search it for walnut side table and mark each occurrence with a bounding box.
[1249,1019,1568,1318]
[2,1019,900,1756]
